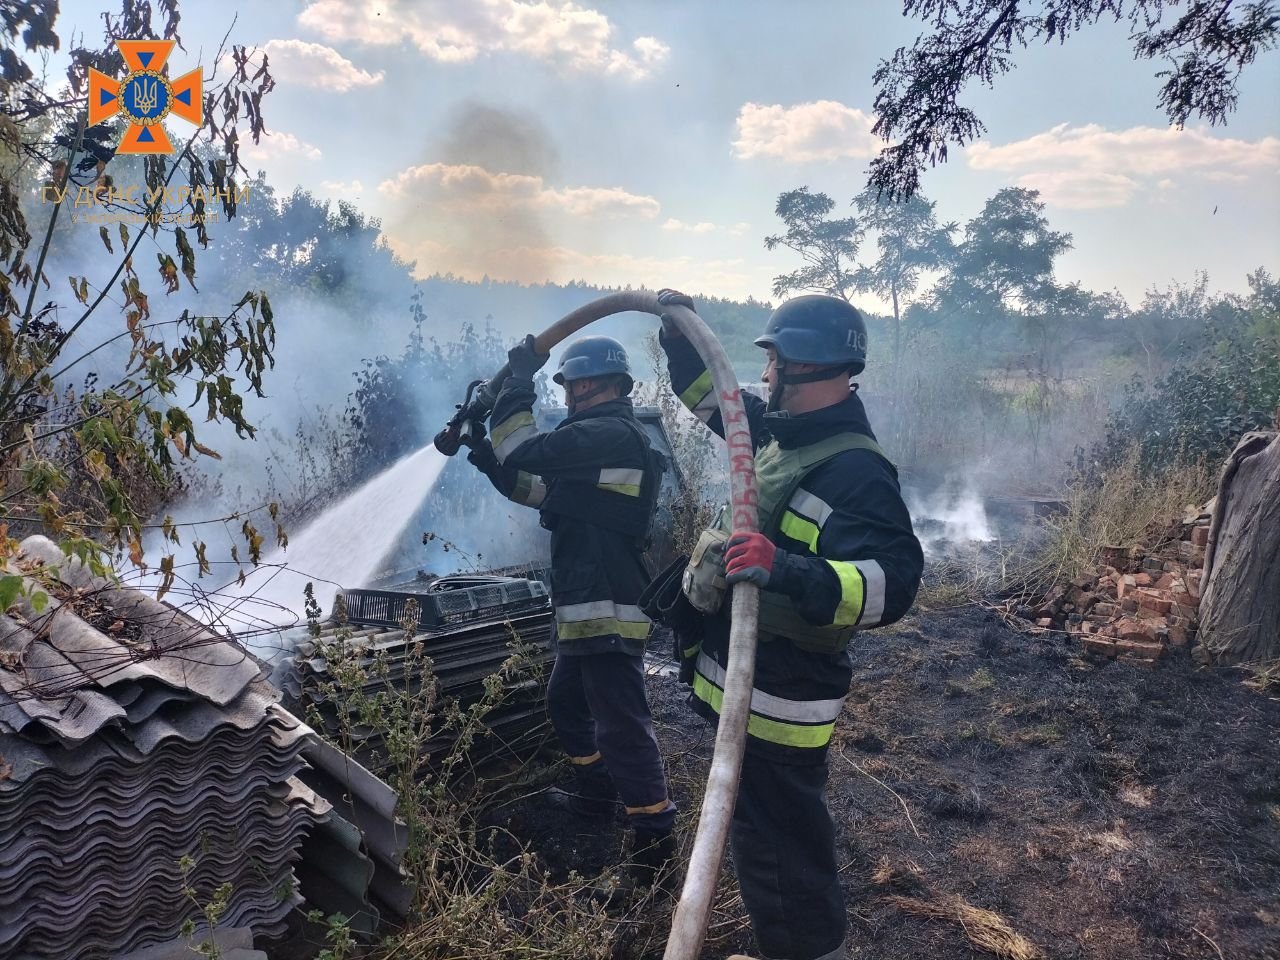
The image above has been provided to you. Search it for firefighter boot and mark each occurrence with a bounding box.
[541,759,620,822]
[629,828,677,891]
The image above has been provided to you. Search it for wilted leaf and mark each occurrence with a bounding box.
[29,591,48,615]
[99,225,113,254]
[156,555,175,602]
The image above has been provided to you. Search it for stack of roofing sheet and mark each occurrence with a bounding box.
[285,604,556,774]
[0,536,328,960]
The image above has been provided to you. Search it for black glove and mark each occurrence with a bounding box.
[656,289,696,340]
[656,288,696,311]
[507,334,549,380]
[466,438,500,475]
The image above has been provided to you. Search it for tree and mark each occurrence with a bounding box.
[852,187,956,365]
[933,187,1073,349]
[869,1,1280,198]
[212,181,415,313]
[764,187,863,301]
[0,1,278,594]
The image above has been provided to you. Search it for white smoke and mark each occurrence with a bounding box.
[906,482,995,558]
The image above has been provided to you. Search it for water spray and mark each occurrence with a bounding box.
[434,292,758,960]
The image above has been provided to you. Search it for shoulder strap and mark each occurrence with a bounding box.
[766,432,891,537]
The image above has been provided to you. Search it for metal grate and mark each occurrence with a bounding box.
[343,577,549,630]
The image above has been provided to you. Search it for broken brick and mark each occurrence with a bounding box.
[1191,525,1209,547]
[1137,590,1172,617]
[1117,618,1164,643]
[1114,638,1165,660]
[1186,571,1203,600]
[1083,637,1118,657]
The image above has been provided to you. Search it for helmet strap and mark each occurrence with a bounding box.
[768,360,850,412]
[777,365,851,385]
[566,378,614,415]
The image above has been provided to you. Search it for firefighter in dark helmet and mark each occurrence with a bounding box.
[655,291,923,960]
[465,333,676,884]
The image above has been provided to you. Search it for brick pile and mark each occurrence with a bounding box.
[1028,512,1211,665]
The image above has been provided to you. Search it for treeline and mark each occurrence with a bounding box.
[761,183,1279,484]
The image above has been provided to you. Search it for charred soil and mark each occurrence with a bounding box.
[498,604,1280,960]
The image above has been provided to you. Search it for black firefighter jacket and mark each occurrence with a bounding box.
[473,379,660,657]
[662,330,924,763]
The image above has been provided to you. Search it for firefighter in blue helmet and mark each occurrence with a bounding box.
[655,291,923,960]
[465,333,676,884]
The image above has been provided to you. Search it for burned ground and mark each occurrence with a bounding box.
[495,603,1280,960]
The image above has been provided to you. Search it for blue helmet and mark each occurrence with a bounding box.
[552,335,634,390]
[755,295,868,374]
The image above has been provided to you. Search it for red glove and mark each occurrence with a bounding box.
[723,532,778,588]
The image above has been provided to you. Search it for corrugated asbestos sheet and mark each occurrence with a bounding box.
[284,605,556,776]
[280,593,558,926]
[0,536,329,960]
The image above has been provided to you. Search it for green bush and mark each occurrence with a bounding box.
[1093,329,1280,474]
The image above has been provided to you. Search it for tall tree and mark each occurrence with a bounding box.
[935,186,1073,348]
[764,187,863,301]
[869,1,1280,198]
[852,188,956,365]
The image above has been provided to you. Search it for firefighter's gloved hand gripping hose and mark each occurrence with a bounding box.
[433,292,758,960]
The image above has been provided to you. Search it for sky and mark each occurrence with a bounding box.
[55,0,1280,308]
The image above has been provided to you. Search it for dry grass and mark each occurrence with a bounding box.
[1028,446,1214,590]
[1239,659,1280,695]
[870,855,927,893]
[886,894,1046,960]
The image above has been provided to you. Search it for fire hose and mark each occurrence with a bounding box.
[433,292,757,960]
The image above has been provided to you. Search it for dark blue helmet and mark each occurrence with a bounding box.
[553,335,633,389]
[755,295,868,374]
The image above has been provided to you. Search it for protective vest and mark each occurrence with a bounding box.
[539,417,666,547]
[683,431,889,653]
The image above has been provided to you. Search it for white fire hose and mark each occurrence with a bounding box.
[474,292,759,960]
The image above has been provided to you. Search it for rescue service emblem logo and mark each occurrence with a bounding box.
[87,40,202,155]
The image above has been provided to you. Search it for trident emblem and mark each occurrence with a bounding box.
[132,77,160,116]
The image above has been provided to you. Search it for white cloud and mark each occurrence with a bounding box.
[379,162,659,218]
[320,178,365,195]
[662,218,716,234]
[733,101,880,163]
[659,218,752,237]
[297,0,668,78]
[241,131,323,164]
[1014,171,1139,210]
[262,39,384,91]
[968,123,1280,208]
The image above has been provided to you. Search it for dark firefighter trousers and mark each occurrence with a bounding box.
[732,751,847,960]
[546,650,676,835]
